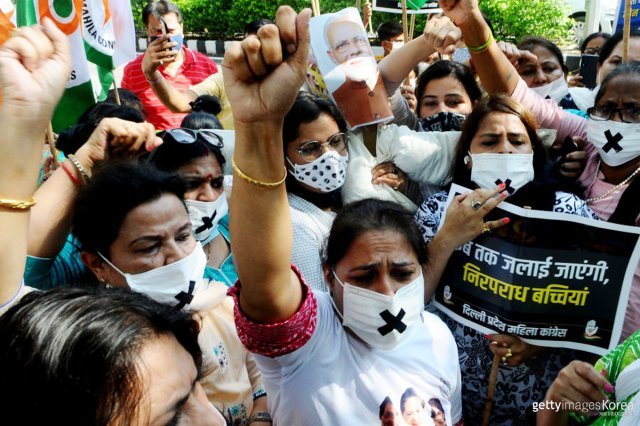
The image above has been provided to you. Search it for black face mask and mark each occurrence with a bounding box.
[419,111,466,132]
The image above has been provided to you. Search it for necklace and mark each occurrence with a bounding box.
[586,159,640,204]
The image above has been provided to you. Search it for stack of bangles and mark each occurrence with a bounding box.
[231,156,287,189]
[468,32,494,54]
[61,154,90,186]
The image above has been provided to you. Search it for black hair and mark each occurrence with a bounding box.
[283,92,347,147]
[400,387,424,414]
[377,21,403,42]
[142,0,182,27]
[379,396,393,419]
[598,30,640,65]
[56,103,145,156]
[73,161,186,256]
[414,60,482,115]
[150,108,226,173]
[517,36,568,74]
[452,94,546,187]
[0,287,201,425]
[105,88,146,117]
[580,31,611,54]
[323,199,428,269]
[244,19,274,36]
[595,61,640,105]
[429,398,445,413]
[180,95,224,130]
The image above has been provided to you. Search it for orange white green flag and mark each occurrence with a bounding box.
[16,0,135,132]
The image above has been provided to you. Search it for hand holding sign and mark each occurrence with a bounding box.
[439,185,510,249]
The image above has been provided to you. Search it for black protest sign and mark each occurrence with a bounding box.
[434,184,640,356]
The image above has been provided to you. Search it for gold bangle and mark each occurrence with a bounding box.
[231,156,287,189]
[0,196,36,210]
[468,33,494,53]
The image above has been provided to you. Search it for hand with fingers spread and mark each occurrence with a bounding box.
[372,161,406,191]
[438,185,510,248]
[497,41,538,68]
[222,7,311,124]
[487,334,546,367]
[422,14,461,56]
[142,35,178,77]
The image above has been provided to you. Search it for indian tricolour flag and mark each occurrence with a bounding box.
[0,0,16,46]
[16,0,135,132]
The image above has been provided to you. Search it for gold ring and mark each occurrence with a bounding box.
[507,348,512,356]
[482,223,491,234]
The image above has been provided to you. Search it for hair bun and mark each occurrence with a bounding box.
[189,95,221,115]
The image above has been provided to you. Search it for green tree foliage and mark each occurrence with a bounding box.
[480,0,574,45]
[131,0,572,43]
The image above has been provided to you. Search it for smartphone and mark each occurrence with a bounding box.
[580,54,599,89]
[551,136,579,178]
[565,55,580,74]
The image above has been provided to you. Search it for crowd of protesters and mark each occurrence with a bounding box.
[1,0,640,425]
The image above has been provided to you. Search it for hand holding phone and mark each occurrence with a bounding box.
[579,54,599,89]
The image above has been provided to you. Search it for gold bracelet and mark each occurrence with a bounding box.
[67,154,90,182]
[231,156,287,189]
[0,196,36,210]
[468,33,494,53]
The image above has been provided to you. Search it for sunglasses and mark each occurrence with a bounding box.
[163,128,224,148]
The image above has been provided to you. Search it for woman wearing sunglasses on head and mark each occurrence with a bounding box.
[149,98,236,286]
[24,121,269,426]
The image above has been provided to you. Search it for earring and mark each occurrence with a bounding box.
[463,155,470,165]
[99,277,113,289]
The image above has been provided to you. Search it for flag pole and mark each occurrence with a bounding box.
[623,0,632,62]
[111,72,121,105]
[401,0,409,44]
[409,13,416,41]
[46,123,60,169]
[482,354,501,426]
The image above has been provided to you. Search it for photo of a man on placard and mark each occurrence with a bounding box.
[311,8,392,129]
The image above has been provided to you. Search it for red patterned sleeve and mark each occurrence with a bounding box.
[227,265,318,357]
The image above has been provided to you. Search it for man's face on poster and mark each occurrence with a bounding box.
[326,18,378,85]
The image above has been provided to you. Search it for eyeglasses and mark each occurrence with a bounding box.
[333,36,368,54]
[587,106,640,123]
[584,48,601,55]
[164,128,224,148]
[292,132,348,162]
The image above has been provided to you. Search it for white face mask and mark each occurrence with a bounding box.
[331,271,425,350]
[185,196,228,244]
[470,153,534,195]
[287,150,349,192]
[587,120,640,167]
[530,76,568,103]
[98,243,207,309]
